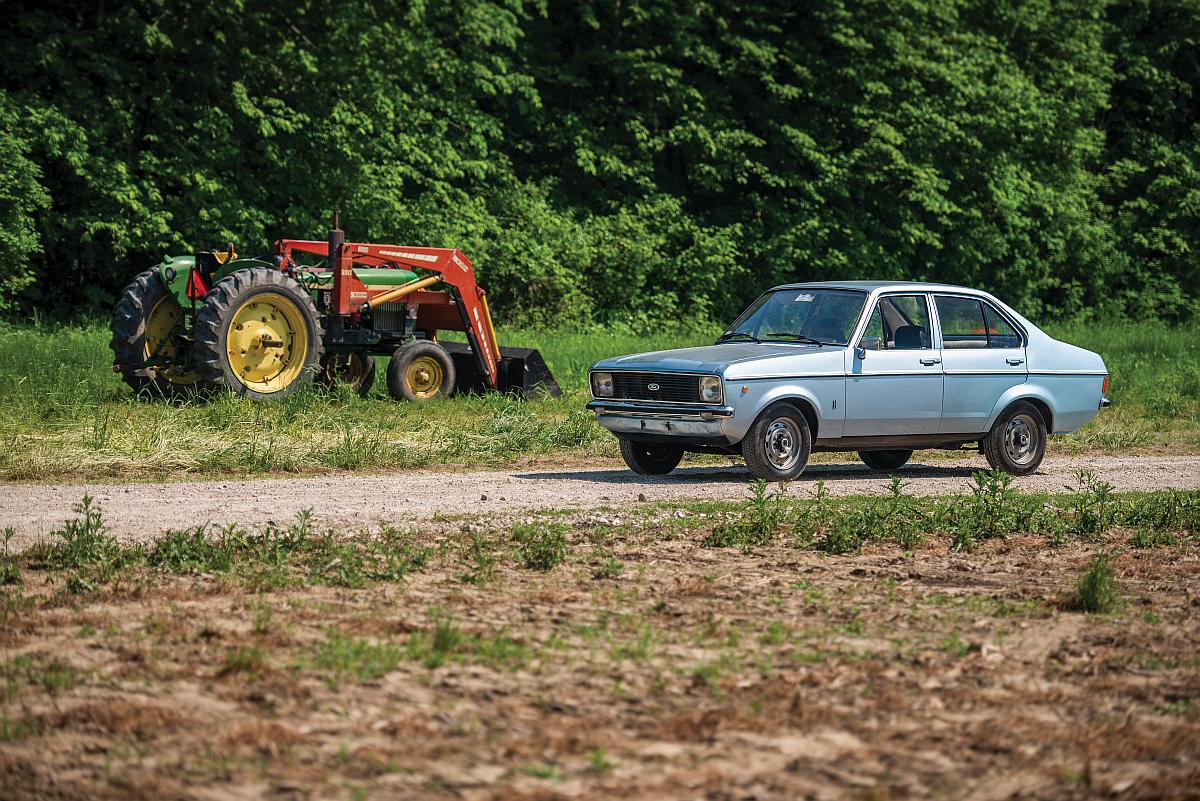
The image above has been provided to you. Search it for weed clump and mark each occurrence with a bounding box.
[457,532,498,584]
[312,632,403,685]
[0,528,20,587]
[1070,555,1119,613]
[512,522,568,571]
[703,480,787,551]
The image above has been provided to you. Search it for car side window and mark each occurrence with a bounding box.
[982,303,1023,348]
[862,295,931,350]
[935,296,988,349]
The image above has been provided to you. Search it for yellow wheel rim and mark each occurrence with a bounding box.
[405,355,444,399]
[226,292,310,393]
[145,296,200,385]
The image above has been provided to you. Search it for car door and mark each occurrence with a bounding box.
[844,294,943,436]
[933,295,1028,434]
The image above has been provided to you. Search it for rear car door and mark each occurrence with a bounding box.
[844,294,943,436]
[933,295,1028,434]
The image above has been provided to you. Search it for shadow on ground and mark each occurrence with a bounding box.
[514,461,983,485]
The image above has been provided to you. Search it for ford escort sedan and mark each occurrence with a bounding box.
[588,282,1110,481]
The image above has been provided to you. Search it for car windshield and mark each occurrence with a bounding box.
[719,288,868,346]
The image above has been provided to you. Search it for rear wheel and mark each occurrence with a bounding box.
[858,449,913,472]
[109,268,203,397]
[319,351,376,397]
[982,401,1047,476]
[742,403,811,482]
[193,268,324,400]
[386,341,455,401]
[619,440,684,475]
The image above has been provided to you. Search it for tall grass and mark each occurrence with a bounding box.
[0,317,1194,480]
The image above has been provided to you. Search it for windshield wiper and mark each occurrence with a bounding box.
[767,332,825,346]
[717,331,761,344]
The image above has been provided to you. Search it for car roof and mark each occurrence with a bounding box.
[771,280,986,294]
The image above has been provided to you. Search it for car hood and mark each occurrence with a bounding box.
[592,343,838,374]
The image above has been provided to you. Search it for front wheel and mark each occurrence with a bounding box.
[742,403,811,481]
[982,401,1047,476]
[858,449,913,472]
[619,440,685,475]
[386,341,455,401]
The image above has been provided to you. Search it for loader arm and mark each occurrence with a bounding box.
[274,238,503,391]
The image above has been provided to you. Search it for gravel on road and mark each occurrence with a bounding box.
[2,455,1198,548]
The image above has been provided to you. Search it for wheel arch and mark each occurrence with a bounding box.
[984,389,1054,434]
[757,394,820,440]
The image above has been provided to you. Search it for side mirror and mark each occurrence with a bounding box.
[856,337,882,359]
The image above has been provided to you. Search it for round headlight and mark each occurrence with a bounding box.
[592,372,614,398]
[699,375,722,403]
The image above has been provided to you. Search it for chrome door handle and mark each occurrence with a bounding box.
[1006,358,1025,366]
[920,357,941,366]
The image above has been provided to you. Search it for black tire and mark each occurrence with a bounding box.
[386,341,456,401]
[192,268,324,400]
[319,351,377,397]
[982,401,1047,476]
[858,449,913,472]
[619,439,685,475]
[741,402,812,482]
[109,268,204,398]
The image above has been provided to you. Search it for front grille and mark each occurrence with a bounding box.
[611,372,703,403]
[371,302,407,332]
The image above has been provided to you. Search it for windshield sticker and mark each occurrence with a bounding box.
[794,293,814,302]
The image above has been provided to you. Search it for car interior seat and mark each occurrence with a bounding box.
[893,325,926,349]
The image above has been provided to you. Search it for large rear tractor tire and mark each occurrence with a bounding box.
[386,341,455,401]
[193,268,324,400]
[109,268,204,398]
[319,351,377,398]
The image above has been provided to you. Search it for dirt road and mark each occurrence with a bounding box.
[3,454,1198,547]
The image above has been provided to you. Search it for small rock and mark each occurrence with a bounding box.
[480,494,488,501]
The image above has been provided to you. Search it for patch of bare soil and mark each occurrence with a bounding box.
[3,515,1199,801]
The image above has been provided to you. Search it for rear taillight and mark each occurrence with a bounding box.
[1102,375,1109,395]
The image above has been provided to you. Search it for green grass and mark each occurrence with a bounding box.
[1071,554,1120,614]
[0,317,1196,481]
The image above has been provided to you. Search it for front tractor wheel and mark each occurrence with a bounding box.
[192,268,324,400]
[319,351,377,397]
[109,268,203,397]
[386,341,456,401]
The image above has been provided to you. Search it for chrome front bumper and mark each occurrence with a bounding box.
[586,400,735,441]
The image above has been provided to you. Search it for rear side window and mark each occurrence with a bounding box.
[936,296,1024,349]
[982,303,1022,348]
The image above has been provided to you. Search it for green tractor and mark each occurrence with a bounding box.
[109,221,559,401]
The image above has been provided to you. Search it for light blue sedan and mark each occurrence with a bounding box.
[587,281,1110,481]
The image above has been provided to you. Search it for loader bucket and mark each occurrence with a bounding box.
[442,343,562,399]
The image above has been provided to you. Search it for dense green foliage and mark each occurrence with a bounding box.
[1,0,1196,324]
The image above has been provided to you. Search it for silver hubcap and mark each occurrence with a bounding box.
[1004,414,1039,466]
[764,417,802,470]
